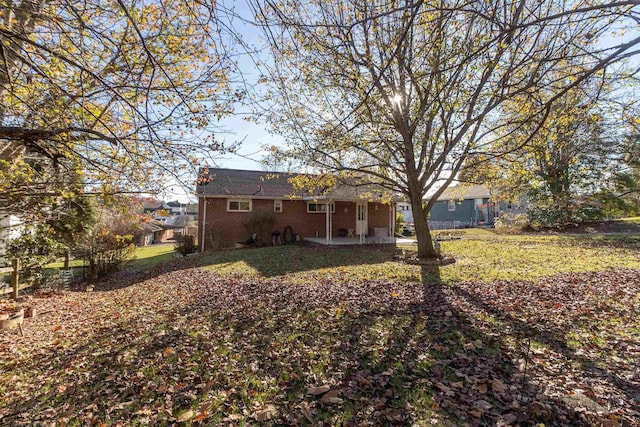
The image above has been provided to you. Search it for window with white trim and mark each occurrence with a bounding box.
[307,202,335,213]
[448,199,456,211]
[227,199,251,212]
[274,200,283,213]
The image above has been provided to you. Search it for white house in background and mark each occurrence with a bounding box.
[396,202,414,223]
[0,215,23,266]
[165,200,186,215]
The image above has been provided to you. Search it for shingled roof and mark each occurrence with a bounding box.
[195,168,403,201]
[436,184,492,201]
[196,168,301,197]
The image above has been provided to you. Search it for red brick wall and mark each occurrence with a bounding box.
[198,198,394,249]
[368,202,391,228]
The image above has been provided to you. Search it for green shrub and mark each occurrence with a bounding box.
[175,234,197,256]
[206,223,226,251]
[494,213,530,234]
[82,200,140,279]
[242,208,276,247]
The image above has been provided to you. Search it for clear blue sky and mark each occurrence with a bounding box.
[163,1,285,202]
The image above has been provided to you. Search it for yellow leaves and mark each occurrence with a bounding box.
[176,409,194,422]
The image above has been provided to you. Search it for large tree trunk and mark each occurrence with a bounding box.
[410,194,439,260]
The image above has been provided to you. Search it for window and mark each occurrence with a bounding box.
[274,200,283,213]
[448,199,456,211]
[307,202,335,213]
[227,199,251,212]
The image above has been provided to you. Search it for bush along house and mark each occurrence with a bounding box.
[195,168,404,250]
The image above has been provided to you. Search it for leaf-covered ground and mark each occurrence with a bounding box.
[1,239,639,426]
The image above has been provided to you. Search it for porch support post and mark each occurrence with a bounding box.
[389,203,395,240]
[360,203,365,244]
[330,200,333,244]
[325,201,330,244]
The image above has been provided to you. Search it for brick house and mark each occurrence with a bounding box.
[195,168,403,250]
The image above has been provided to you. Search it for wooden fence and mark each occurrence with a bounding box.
[0,259,24,299]
[1,255,74,299]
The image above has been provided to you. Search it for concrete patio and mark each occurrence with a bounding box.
[304,236,417,246]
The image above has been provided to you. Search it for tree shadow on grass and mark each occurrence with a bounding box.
[449,276,640,415]
[82,243,407,292]
[198,243,403,278]
[6,265,634,425]
[561,234,640,251]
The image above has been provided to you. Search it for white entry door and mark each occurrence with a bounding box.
[356,202,368,235]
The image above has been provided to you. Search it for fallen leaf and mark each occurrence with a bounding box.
[321,389,342,403]
[469,409,483,418]
[435,383,451,392]
[177,409,194,422]
[193,410,208,422]
[307,385,331,395]
[254,404,278,421]
[491,378,506,392]
[475,399,493,411]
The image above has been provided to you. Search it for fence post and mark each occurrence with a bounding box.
[11,258,20,300]
[64,248,70,269]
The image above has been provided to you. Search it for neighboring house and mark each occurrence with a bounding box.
[166,214,198,240]
[139,221,165,246]
[0,214,23,266]
[429,184,526,229]
[185,203,198,221]
[165,200,186,216]
[139,219,183,245]
[137,197,198,245]
[396,202,414,224]
[140,198,163,215]
[195,168,402,250]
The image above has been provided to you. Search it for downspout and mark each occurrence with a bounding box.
[200,195,207,252]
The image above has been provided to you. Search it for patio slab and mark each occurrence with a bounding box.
[304,236,417,246]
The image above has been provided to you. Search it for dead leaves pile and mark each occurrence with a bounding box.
[0,266,638,426]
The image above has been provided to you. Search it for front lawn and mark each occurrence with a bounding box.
[1,233,638,425]
[198,233,640,283]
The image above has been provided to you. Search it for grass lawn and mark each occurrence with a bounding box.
[127,243,176,270]
[45,244,176,270]
[198,231,640,283]
[1,232,638,425]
